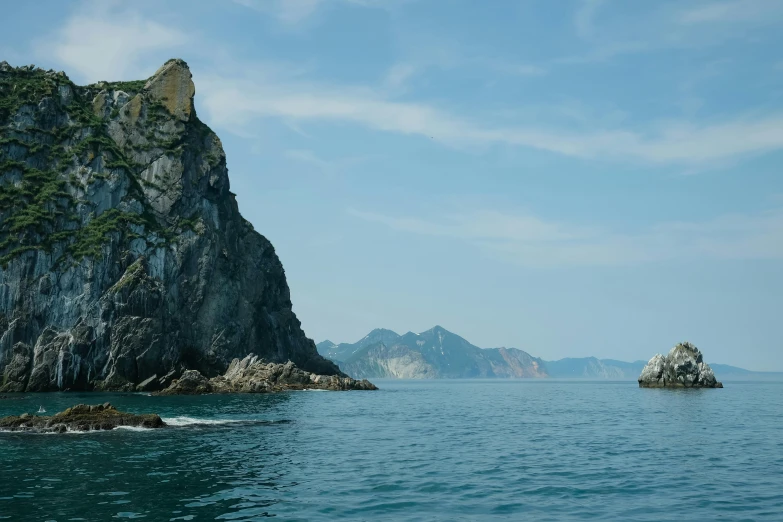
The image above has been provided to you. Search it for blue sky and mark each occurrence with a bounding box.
[3,0,783,369]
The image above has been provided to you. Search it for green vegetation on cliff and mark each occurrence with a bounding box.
[0,67,59,121]
[0,63,188,267]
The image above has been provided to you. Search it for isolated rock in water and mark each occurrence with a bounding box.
[0,403,165,433]
[157,355,378,395]
[638,342,723,388]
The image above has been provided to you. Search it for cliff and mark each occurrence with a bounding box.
[0,59,341,392]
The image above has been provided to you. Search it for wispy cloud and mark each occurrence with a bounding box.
[233,0,407,25]
[284,149,369,175]
[380,30,545,91]
[34,0,187,83]
[284,149,334,170]
[574,0,608,40]
[563,0,660,62]
[381,56,544,91]
[678,0,783,25]
[198,71,783,166]
[37,0,783,168]
[277,0,325,23]
[349,206,783,267]
[384,62,419,89]
[557,41,653,64]
[234,0,326,24]
[484,59,546,77]
[564,0,783,63]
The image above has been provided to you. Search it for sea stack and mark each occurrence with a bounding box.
[638,342,723,388]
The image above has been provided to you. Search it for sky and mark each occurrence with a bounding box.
[2,0,782,370]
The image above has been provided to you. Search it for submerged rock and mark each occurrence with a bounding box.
[0,403,165,433]
[157,355,378,395]
[638,342,723,388]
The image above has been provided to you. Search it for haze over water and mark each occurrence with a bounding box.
[2,380,782,521]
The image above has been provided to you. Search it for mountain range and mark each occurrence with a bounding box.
[318,326,547,379]
[318,327,778,380]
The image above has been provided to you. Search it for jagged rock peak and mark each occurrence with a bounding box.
[143,58,195,121]
[638,342,723,388]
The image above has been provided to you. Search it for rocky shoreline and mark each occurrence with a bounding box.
[638,342,723,388]
[156,355,378,395]
[0,403,165,433]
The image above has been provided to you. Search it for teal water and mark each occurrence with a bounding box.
[1,380,782,521]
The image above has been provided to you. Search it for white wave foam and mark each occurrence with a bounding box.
[162,416,246,427]
[115,425,155,432]
[1,428,91,435]
[302,389,330,392]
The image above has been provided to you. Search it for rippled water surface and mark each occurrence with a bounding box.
[1,380,782,521]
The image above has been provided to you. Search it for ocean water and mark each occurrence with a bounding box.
[1,380,782,521]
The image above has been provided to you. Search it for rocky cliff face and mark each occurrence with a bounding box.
[638,342,723,388]
[0,59,341,392]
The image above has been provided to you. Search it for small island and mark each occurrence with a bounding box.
[0,403,165,433]
[638,342,723,388]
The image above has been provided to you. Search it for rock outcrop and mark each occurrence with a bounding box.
[0,59,344,391]
[638,342,723,388]
[156,355,378,395]
[0,403,164,433]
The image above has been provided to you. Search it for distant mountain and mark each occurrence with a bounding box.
[543,358,779,381]
[324,326,547,379]
[320,328,780,381]
[316,328,400,363]
[544,358,647,379]
[709,364,783,381]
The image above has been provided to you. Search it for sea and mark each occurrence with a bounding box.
[1,379,782,521]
